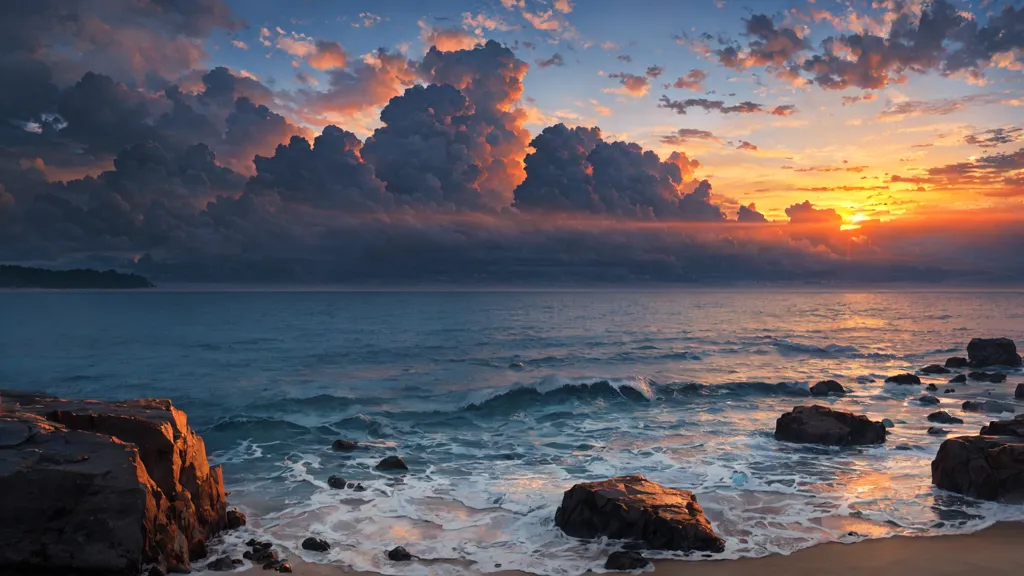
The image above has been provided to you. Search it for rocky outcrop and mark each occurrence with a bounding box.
[554,475,725,553]
[932,435,1024,502]
[0,392,228,575]
[928,411,964,425]
[980,415,1024,437]
[775,405,886,446]
[810,380,845,397]
[967,338,1022,368]
[885,373,921,385]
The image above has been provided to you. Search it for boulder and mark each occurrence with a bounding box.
[885,373,921,385]
[925,384,938,392]
[376,455,409,471]
[967,338,1022,368]
[554,475,725,553]
[810,380,845,397]
[774,405,886,446]
[605,551,650,570]
[949,374,967,384]
[918,394,940,405]
[963,400,1016,414]
[980,416,1024,437]
[928,411,964,424]
[1017,384,1024,399]
[206,556,236,571]
[968,371,1007,383]
[328,475,346,489]
[945,357,970,369]
[921,364,951,374]
[932,435,1024,502]
[331,439,359,451]
[882,418,895,429]
[387,546,413,561]
[0,394,228,575]
[226,509,246,529]
[301,537,331,552]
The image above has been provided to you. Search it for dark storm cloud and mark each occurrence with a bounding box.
[536,53,566,68]
[658,96,798,116]
[511,123,725,221]
[737,203,768,223]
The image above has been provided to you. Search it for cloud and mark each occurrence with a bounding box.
[965,127,1022,149]
[536,53,566,68]
[891,147,1024,197]
[659,128,722,145]
[606,73,651,97]
[617,54,634,63]
[353,12,384,27]
[231,40,248,50]
[668,69,709,91]
[658,96,798,116]
[419,21,481,52]
[293,48,418,125]
[841,93,878,106]
[737,203,767,222]
[736,140,758,151]
[785,200,843,225]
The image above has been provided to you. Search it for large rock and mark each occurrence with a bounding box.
[945,357,969,368]
[932,435,1024,502]
[810,380,845,397]
[554,475,725,553]
[0,392,227,574]
[775,405,886,446]
[980,416,1024,437]
[967,338,1022,368]
[885,373,921,385]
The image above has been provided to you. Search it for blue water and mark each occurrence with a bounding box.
[3,289,1024,574]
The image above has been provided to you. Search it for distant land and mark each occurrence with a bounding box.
[0,265,154,289]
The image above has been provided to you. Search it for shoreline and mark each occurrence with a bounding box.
[236,522,1024,575]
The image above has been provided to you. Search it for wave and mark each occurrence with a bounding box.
[461,375,655,413]
[767,337,861,357]
[664,381,810,398]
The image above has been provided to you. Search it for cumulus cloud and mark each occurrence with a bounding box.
[667,69,709,91]
[737,203,767,223]
[785,200,843,225]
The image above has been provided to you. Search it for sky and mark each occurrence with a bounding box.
[1,0,1023,283]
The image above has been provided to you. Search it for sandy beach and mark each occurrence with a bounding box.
[238,522,1024,575]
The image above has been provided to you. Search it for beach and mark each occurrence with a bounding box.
[237,522,1024,575]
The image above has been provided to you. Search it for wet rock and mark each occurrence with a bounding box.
[243,551,253,560]
[189,539,209,562]
[252,549,278,564]
[0,395,228,575]
[387,546,413,561]
[605,550,650,571]
[509,361,525,369]
[945,357,970,368]
[967,338,1022,368]
[328,475,346,489]
[926,384,938,392]
[980,417,1024,437]
[206,556,236,571]
[928,411,964,424]
[278,563,293,573]
[882,418,895,428]
[302,537,331,552]
[968,371,1007,383]
[810,380,846,397]
[921,364,951,374]
[147,567,165,576]
[1018,384,1024,399]
[246,538,258,547]
[775,405,886,446]
[932,435,1024,502]
[331,439,359,451]
[255,541,273,551]
[263,559,284,570]
[928,427,950,435]
[918,394,940,405]
[885,373,921,385]
[227,509,247,529]
[944,388,956,394]
[353,483,367,492]
[554,475,725,552]
[963,400,1016,414]
[376,455,409,471]
[949,374,967,383]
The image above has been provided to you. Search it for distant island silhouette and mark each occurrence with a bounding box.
[0,265,154,289]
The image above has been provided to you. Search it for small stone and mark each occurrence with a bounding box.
[332,439,359,451]
[278,564,293,573]
[206,556,236,572]
[388,546,413,561]
[918,394,940,405]
[882,418,894,428]
[302,537,331,552]
[927,427,950,435]
[246,538,258,547]
[605,550,650,571]
[227,509,247,529]
[949,374,967,383]
[944,388,955,394]
[328,475,346,489]
[885,373,921,385]
[376,455,409,471]
[928,411,963,424]
[926,384,938,392]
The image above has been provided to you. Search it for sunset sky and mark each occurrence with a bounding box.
[1,0,1023,282]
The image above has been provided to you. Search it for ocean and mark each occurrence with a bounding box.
[2,288,1024,574]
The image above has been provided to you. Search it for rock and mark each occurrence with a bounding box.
[227,509,246,529]
[252,549,278,564]
[921,364,951,374]
[353,483,367,492]
[605,551,650,571]
[331,439,359,451]
[509,361,525,369]
[206,556,236,571]
[243,551,253,560]
[963,400,1016,414]
[945,357,970,368]
[882,418,895,428]
[774,405,886,446]
[246,538,258,547]
[918,394,940,405]
[189,539,209,562]
[554,475,725,552]
[928,427,950,435]
[980,418,1024,437]
[928,411,964,424]
[0,395,228,575]
[376,455,409,471]
[278,563,293,573]
[944,388,955,394]
[968,371,1007,383]
[147,567,165,576]
[967,338,1022,368]
[949,374,967,383]
[885,373,921,385]
[263,559,284,570]
[328,475,346,489]
[810,380,846,397]
[925,384,938,392]
[301,537,331,552]
[387,546,413,561]
[1017,384,1024,399]
[932,435,1024,502]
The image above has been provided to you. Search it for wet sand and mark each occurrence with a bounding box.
[239,522,1024,575]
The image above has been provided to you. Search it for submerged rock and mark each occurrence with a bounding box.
[932,435,1024,502]
[921,364,951,374]
[882,418,895,429]
[949,374,967,384]
[302,537,331,552]
[331,439,359,451]
[328,475,346,489]
[928,411,964,425]
[968,371,1007,383]
[885,373,921,385]
[967,338,1022,368]
[376,455,409,471]
[509,361,526,370]
[928,427,950,435]
[387,546,413,561]
[605,550,650,570]
[918,394,940,405]
[945,357,970,369]
[554,475,724,552]
[775,405,886,446]
[810,380,846,397]
[0,394,228,575]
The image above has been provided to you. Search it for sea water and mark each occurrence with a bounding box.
[2,288,1024,574]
